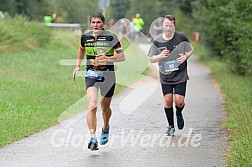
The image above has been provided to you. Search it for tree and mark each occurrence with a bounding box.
[157,0,176,16]
[108,0,130,20]
[192,0,252,75]
[125,0,161,34]
[176,0,195,17]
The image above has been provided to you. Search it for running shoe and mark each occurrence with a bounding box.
[88,137,99,151]
[176,114,184,130]
[100,125,109,145]
[166,126,175,136]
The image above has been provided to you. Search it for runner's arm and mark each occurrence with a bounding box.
[95,40,125,62]
[95,52,125,62]
[185,49,193,59]
[149,49,170,63]
[72,46,85,80]
[177,49,193,64]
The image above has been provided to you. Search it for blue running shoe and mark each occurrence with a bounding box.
[166,126,175,136]
[100,126,109,145]
[88,137,99,151]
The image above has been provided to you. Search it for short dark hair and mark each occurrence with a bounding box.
[165,14,175,25]
[90,12,105,23]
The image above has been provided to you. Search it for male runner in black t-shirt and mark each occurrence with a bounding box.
[73,12,125,150]
[148,15,193,136]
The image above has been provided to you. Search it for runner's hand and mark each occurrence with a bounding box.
[159,49,170,59]
[95,54,107,61]
[177,53,187,64]
[72,66,80,81]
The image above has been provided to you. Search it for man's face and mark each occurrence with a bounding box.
[90,17,104,32]
[163,18,175,34]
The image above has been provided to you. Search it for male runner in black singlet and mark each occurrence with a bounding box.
[73,12,125,150]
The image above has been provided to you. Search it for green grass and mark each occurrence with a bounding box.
[0,46,83,145]
[0,22,149,146]
[0,14,51,52]
[194,43,252,167]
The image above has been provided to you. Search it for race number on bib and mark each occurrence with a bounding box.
[163,60,179,72]
[85,69,103,81]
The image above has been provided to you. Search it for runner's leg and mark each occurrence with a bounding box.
[99,71,115,130]
[162,84,175,128]
[101,97,112,131]
[174,82,187,129]
[174,81,187,114]
[87,87,98,137]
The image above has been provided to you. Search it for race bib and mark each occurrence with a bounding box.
[85,69,103,81]
[163,60,179,72]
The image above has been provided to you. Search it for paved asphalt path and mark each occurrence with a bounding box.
[0,44,228,167]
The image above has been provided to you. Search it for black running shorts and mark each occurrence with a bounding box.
[161,81,187,96]
[85,70,116,97]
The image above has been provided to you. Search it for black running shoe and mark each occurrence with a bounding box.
[177,115,184,130]
[88,137,99,151]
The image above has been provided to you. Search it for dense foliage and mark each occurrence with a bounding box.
[0,0,99,23]
[192,0,252,75]
[2,0,250,75]
[0,14,51,52]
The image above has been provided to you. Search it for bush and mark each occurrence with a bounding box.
[0,13,51,52]
[192,0,252,76]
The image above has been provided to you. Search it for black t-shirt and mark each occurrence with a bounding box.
[148,32,192,84]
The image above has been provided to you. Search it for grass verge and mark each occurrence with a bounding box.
[194,42,252,167]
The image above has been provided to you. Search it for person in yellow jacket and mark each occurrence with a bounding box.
[132,13,144,43]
